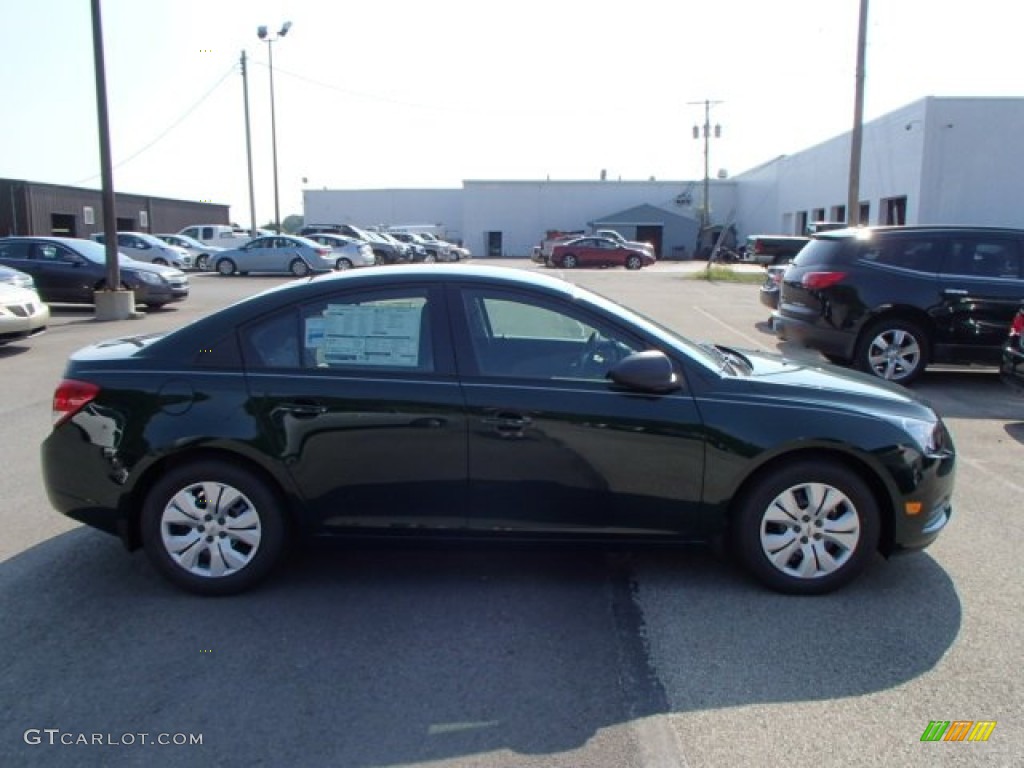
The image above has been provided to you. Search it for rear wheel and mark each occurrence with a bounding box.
[733,460,880,595]
[216,258,237,276]
[424,252,436,263]
[856,318,928,384]
[290,258,310,277]
[336,258,353,270]
[625,255,643,270]
[140,460,287,596]
[562,254,578,269]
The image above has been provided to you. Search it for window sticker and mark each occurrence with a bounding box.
[314,304,422,367]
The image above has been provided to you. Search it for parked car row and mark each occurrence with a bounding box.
[299,224,471,264]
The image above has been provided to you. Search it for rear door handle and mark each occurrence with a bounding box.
[279,402,328,418]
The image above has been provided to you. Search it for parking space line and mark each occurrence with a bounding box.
[693,306,774,352]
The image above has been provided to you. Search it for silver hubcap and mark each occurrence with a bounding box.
[759,482,860,579]
[159,482,262,578]
[867,329,921,380]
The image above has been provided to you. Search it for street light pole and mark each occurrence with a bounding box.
[240,50,257,238]
[258,21,291,234]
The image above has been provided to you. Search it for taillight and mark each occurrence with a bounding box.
[317,247,331,257]
[52,379,99,426]
[802,271,847,290]
[1011,311,1024,337]
[754,240,766,253]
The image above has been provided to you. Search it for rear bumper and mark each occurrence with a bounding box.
[772,309,857,359]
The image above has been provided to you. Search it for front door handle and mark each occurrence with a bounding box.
[942,288,969,296]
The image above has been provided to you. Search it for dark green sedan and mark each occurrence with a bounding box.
[42,266,956,596]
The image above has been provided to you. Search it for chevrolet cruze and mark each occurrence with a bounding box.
[42,266,955,596]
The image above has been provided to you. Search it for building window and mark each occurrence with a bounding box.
[831,205,846,223]
[881,196,907,225]
[859,201,870,225]
[795,211,808,235]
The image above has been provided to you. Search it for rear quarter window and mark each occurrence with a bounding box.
[790,238,850,267]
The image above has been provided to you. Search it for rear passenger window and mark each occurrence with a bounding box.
[860,238,940,272]
[944,239,1022,278]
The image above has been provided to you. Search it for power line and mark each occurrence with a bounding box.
[68,62,237,186]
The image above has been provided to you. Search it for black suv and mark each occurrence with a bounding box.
[773,226,1024,384]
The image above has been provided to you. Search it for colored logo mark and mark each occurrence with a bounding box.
[920,720,996,742]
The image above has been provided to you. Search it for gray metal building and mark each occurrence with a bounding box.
[1,178,230,238]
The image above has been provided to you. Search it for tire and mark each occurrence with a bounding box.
[140,460,287,596]
[823,353,850,366]
[855,318,929,384]
[562,254,578,269]
[732,460,880,595]
[424,253,436,263]
[145,302,167,310]
[289,258,310,277]
[153,258,168,266]
[216,258,237,276]
[625,255,643,270]
[336,258,353,271]
[196,254,209,271]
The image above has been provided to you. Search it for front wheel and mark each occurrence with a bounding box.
[732,460,880,595]
[290,258,310,277]
[856,319,929,384]
[625,255,643,270]
[216,258,237,276]
[140,460,287,596]
[153,258,168,266]
[196,254,209,271]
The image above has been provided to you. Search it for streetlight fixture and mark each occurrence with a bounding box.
[257,21,291,234]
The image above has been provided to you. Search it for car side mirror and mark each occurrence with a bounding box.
[609,350,681,393]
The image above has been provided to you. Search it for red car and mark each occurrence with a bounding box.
[548,237,655,270]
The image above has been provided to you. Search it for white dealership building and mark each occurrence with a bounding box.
[303,96,1024,259]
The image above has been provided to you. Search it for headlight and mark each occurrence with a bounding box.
[135,271,163,285]
[888,416,952,458]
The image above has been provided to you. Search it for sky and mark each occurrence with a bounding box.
[1,0,1019,229]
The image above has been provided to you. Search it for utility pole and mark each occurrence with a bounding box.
[241,50,257,237]
[90,0,132,319]
[847,0,869,225]
[690,99,723,251]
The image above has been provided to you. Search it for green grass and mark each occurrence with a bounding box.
[689,265,765,284]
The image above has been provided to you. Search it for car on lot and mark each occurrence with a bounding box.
[155,233,225,271]
[0,237,189,308]
[549,237,656,270]
[1000,303,1024,393]
[92,232,193,269]
[41,265,954,597]
[759,263,788,311]
[212,235,337,277]
[305,233,376,269]
[0,265,36,290]
[178,224,258,250]
[773,226,1024,384]
[0,282,49,345]
[745,234,810,266]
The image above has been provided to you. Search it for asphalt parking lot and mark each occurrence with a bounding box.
[1,260,1020,767]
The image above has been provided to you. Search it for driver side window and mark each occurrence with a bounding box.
[461,289,641,381]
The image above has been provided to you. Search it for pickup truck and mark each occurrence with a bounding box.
[744,234,810,266]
